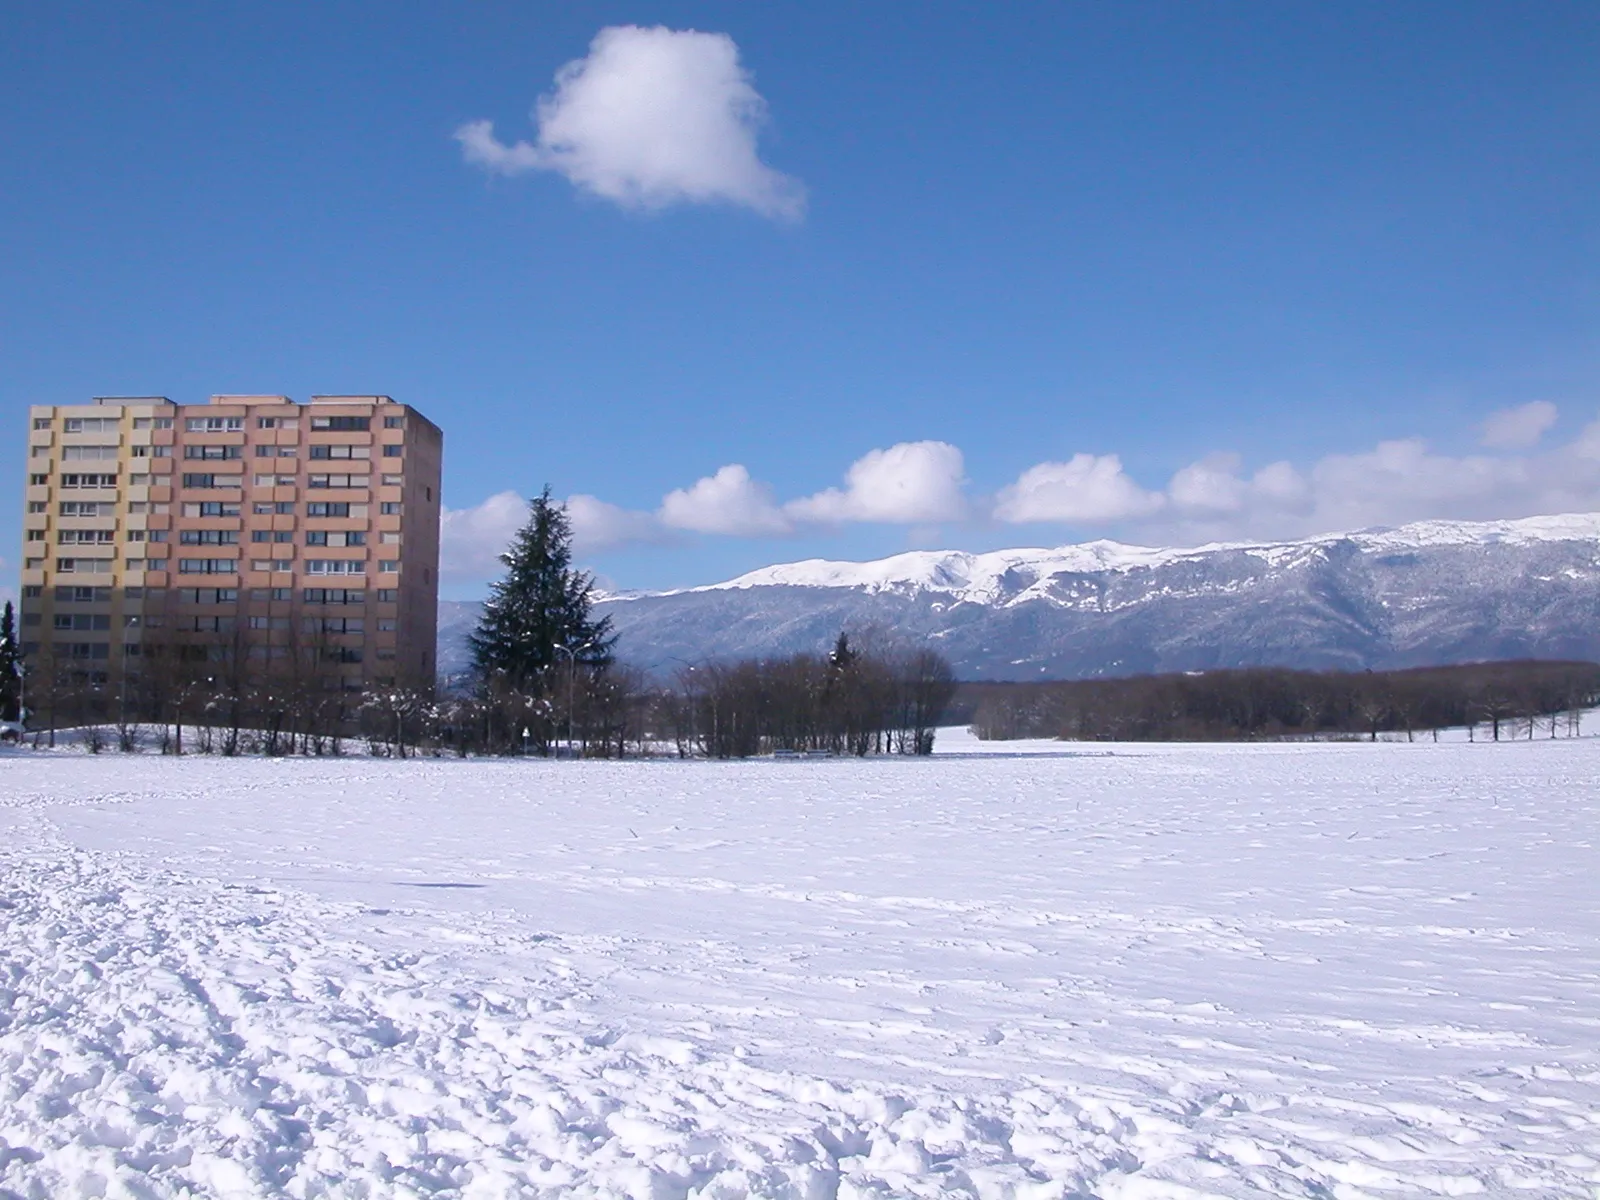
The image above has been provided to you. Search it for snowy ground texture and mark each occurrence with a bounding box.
[2,734,1598,1198]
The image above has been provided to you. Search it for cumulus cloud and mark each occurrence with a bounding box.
[993,453,1166,524]
[659,465,791,535]
[566,494,664,551]
[1481,400,1558,449]
[787,441,969,524]
[456,25,805,219]
[440,490,664,581]
[439,490,530,581]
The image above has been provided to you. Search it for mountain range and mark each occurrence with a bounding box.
[437,512,1600,680]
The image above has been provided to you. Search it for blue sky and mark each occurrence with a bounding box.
[3,2,1598,599]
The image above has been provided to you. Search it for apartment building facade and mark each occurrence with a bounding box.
[18,394,442,702]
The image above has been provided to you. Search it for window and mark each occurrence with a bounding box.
[306,559,365,576]
[178,588,237,604]
[321,647,364,663]
[256,416,281,429]
[306,502,350,517]
[54,613,111,631]
[178,558,238,575]
[132,416,173,430]
[67,643,112,661]
[181,473,237,489]
[58,530,117,545]
[29,474,49,486]
[130,445,171,458]
[146,558,168,571]
[33,417,51,430]
[148,530,168,542]
[56,558,112,574]
[55,586,111,602]
[129,474,150,486]
[184,444,241,460]
[24,586,43,598]
[22,612,41,626]
[26,530,45,542]
[127,530,146,542]
[377,589,397,602]
[310,415,369,431]
[302,588,365,605]
[179,615,236,633]
[184,501,240,517]
[375,647,396,661]
[382,444,402,457]
[304,617,364,633]
[253,444,297,457]
[251,500,294,514]
[309,444,370,460]
[252,473,297,487]
[378,561,398,573]
[248,615,291,630]
[24,557,44,569]
[63,445,119,461]
[250,559,294,572]
[380,502,401,515]
[127,502,147,514]
[381,475,403,486]
[305,530,364,547]
[380,532,400,544]
[185,416,243,432]
[64,417,118,433]
[383,415,403,429]
[31,445,49,458]
[180,529,239,545]
[376,618,397,632]
[307,474,365,489]
[250,530,271,543]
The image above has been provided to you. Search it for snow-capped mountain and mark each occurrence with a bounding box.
[437,513,1600,680]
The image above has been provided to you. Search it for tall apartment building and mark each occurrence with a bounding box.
[18,394,442,702]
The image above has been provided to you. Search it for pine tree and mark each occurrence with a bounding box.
[468,487,616,692]
[0,601,20,722]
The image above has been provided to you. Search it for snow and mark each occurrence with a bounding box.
[3,739,1599,1197]
[662,511,1600,605]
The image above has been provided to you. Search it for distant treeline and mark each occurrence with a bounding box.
[959,660,1600,742]
[655,635,958,758]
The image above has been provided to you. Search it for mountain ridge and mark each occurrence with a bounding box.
[439,512,1600,680]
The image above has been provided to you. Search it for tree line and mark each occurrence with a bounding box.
[460,489,956,757]
[962,660,1600,743]
[0,491,957,757]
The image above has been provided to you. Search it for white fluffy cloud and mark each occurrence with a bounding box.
[456,25,805,219]
[787,441,969,524]
[439,489,529,581]
[660,465,791,535]
[566,494,665,552]
[1481,400,1558,449]
[440,490,665,581]
[993,453,1166,524]
[439,408,1600,586]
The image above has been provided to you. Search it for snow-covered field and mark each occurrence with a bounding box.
[2,736,1598,1198]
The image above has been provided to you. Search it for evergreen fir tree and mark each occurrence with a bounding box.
[468,486,616,691]
[0,601,20,722]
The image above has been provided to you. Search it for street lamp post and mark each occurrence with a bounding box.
[551,639,596,758]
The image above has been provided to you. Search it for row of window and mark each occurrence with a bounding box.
[30,584,402,604]
[30,472,427,499]
[31,527,399,548]
[183,445,404,460]
[180,472,415,490]
[30,473,119,488]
